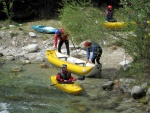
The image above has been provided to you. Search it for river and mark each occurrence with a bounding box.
[0,60,120,113]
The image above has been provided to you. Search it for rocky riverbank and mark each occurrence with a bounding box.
[0,24,150,112]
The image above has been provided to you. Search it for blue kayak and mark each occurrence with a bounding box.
[31,25,57,34]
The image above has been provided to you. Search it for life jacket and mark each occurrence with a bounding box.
[60,32,69,41]
[92,43,102,56]
[105,9,113,20]
[60,71,71,80]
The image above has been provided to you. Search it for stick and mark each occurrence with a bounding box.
[70,37,79,56]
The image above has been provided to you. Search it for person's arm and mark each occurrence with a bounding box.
[54,34,58,49]
[66,72,76,82]
[86,48,91,63]
[56,73,63,82]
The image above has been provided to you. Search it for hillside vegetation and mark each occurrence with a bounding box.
[1,0,150,82]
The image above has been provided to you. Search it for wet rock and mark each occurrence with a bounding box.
[0,53,4,57]
[131,86,146,99]
[39,63,49,68]
[102,81,114,90]
[6,55,15,61]
[21,60,31,64]
[119,84,127,93]
[11,66,23,72]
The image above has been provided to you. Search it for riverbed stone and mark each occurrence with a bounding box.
[102,81,114,90]
[22,44,39,53]
[131,86,146,99]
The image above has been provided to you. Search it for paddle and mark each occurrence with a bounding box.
[50,76,85,86]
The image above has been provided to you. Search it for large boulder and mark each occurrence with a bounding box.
[131,86,146,99]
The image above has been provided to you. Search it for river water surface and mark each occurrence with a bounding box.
[0,61,118,113]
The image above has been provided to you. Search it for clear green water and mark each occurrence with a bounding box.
[0,61,118,113]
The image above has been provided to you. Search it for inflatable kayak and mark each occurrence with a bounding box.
[46,50,102,77]
[50,75,82,94]
[104,22,127,29]
[31,25,57,34]
[103,21,150,29]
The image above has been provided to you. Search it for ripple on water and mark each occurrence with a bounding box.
[0,103,9,113]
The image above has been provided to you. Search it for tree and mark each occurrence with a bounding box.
[2,0,14,21]
[59,0,107,43]
[115,0,150,78]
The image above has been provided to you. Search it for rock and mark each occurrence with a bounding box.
[22,44,39,53]
[21,60,31,64]
[9,25,15,28]
[0,53,4,57]
[147,88,150,95]
[102,81,114,90]
[39,63,49,68]
[141,83,148,90]
[29,32,36,37]
[119,84,127,93]
[124,78,136,84]
[131,86,146,99]
[6,55,15,61]
[119,60,131,70]
[11,66,22,72]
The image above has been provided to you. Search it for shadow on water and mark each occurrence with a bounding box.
[0,61,119,113]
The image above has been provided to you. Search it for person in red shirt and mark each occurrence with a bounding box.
[54,28,70,56]
[56,64,76,83]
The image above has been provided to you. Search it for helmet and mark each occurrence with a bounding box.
[62,64,67,68]
[55,29,60,35]
[108,5,112,9]
[84,41,91,47]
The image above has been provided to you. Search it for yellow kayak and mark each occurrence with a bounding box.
[103,21,150,29]
[46,50,101,77]
[50,75,82,94]
[104,22,127,29]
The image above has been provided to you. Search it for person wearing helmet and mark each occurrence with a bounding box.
[56,64,76,83]
[84,41,102,64]
[54,28,70,56]
[105,5,117,22]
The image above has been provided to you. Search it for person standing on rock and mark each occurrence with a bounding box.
[84,41,102,64]
[54,28,70,56]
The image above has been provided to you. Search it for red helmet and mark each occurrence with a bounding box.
[84,41,91,47]
[108,5,112,9]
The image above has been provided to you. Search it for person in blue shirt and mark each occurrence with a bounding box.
[84,41,102,64]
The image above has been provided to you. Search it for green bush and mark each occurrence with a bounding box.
[59,0,107,43]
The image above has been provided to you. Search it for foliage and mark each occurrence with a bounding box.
[113,0,150,77]
[0,0,62,21]
[2,0,14,22]
[59,0,150,79]
[59,0,107,43]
